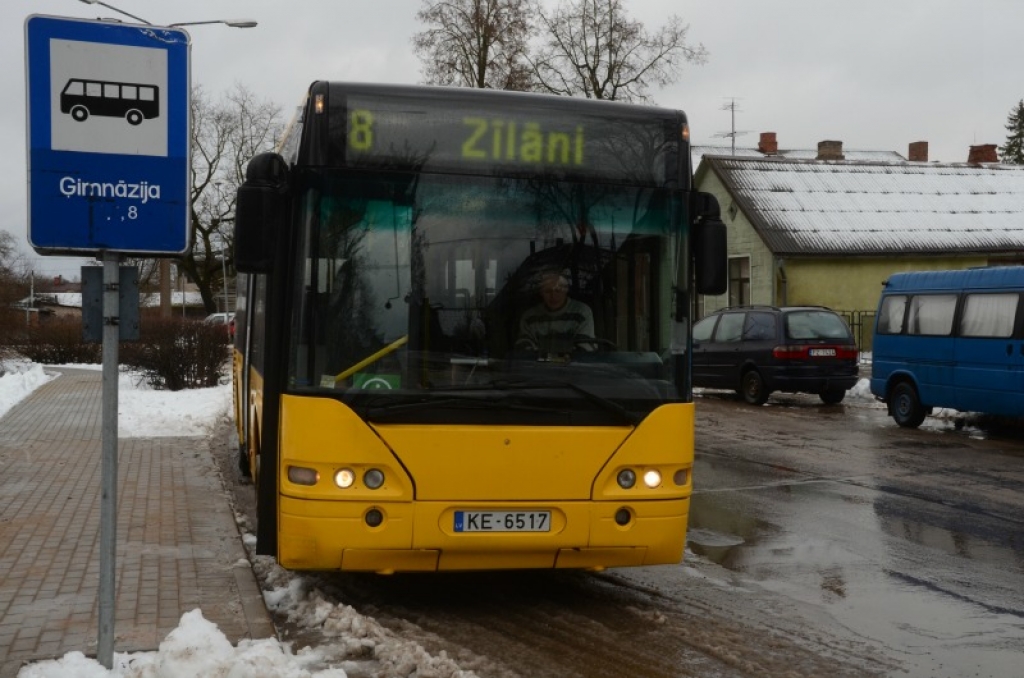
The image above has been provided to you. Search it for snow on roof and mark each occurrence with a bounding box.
[700,155,1024,255]
[691,144,905,168]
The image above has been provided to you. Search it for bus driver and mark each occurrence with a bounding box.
[515,271,596,353]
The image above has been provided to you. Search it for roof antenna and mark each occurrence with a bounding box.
[713,97,750,155]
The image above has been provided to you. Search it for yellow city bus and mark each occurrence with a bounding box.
[232,82,726,573]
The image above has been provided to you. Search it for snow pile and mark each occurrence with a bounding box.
[0,361,55,419]
[16,610,349,677]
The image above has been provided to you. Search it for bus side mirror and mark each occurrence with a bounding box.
[693,192,728,296]
[235,152,290,274]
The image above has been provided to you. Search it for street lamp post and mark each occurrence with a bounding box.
[71,2,256,669]
[77,1,258,29]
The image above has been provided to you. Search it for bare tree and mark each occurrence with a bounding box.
[0,230,30,355]
[413,0,536,90]
[177,84,283,313]
[531,0,707,102]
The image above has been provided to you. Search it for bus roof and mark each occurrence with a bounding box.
[883,266,1024,292]
[317,81,687,120]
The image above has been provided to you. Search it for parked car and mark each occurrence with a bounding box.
[691,305,859,405]
[204,312,235,340]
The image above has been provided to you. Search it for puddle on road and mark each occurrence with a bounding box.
[686,485,1024,678]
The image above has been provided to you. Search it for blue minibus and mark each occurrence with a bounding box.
[870,267,1024,427]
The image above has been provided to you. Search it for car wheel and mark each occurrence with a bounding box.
[890,382,927,428]
[820,388,846,405]
[740,369,769,405]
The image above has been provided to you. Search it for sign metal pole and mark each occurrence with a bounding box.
[97,251,120,667]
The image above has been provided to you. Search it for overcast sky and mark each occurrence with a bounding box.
[7,0,1022,277]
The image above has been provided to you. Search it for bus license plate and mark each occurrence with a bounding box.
[454,511,550,532]
[810,348,836,357]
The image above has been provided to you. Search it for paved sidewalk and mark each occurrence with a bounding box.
[0,368,276,676]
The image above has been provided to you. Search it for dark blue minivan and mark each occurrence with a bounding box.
[870,267,1024,427]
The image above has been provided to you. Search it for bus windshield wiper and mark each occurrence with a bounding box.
[480,378,640,426]
[363,395,554,420]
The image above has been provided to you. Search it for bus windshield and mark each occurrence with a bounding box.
[287,169,683,425]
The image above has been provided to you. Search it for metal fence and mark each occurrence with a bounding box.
[835,310,876,353]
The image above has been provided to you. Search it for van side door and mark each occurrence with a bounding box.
[954,291,1024,417]
[704,311,746,389]
[905,294,958,408]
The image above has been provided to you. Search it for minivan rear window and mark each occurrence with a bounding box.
[784,310,852,341]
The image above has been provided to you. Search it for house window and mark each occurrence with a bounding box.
[728,256,750,306]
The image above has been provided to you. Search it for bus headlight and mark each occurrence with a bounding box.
[617,468,636,489]
[643,469,662,489]
[364,468,385,489]
[334,468,355,489]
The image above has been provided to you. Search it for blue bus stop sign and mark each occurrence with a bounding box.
[25,16,191,255]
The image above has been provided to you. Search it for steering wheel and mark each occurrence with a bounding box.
[576,337,617,351]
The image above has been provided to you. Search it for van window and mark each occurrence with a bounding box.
[692,316,716,342]
[743,311,776,340]
[877,295,907,334]
[960,293,1018,337]
[715,313,745,342]
[907,294,957,336]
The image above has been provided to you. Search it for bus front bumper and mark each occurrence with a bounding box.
[278,496,689,573]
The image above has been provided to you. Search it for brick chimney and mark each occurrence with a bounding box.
[908,141,928,162]
[817,140,844,160]
[758,132,778,155]
[967,144,998,164]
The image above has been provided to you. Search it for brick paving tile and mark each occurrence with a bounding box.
[0,368,275,677]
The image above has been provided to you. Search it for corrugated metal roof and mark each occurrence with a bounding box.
[701,155,1024,255]
[691,144,905,168]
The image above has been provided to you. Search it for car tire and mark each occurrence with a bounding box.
[890,382,927,428]
[740,369,769,405]
[820,388,846,405]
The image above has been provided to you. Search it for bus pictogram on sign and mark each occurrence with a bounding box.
[60,78,160,126]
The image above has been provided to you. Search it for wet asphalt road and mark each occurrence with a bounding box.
[219,389,1024,678]
[683,389,1024,678]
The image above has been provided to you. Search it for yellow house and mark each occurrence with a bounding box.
[694,140,1024,349]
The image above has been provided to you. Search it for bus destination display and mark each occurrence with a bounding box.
[338,94,676,184]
